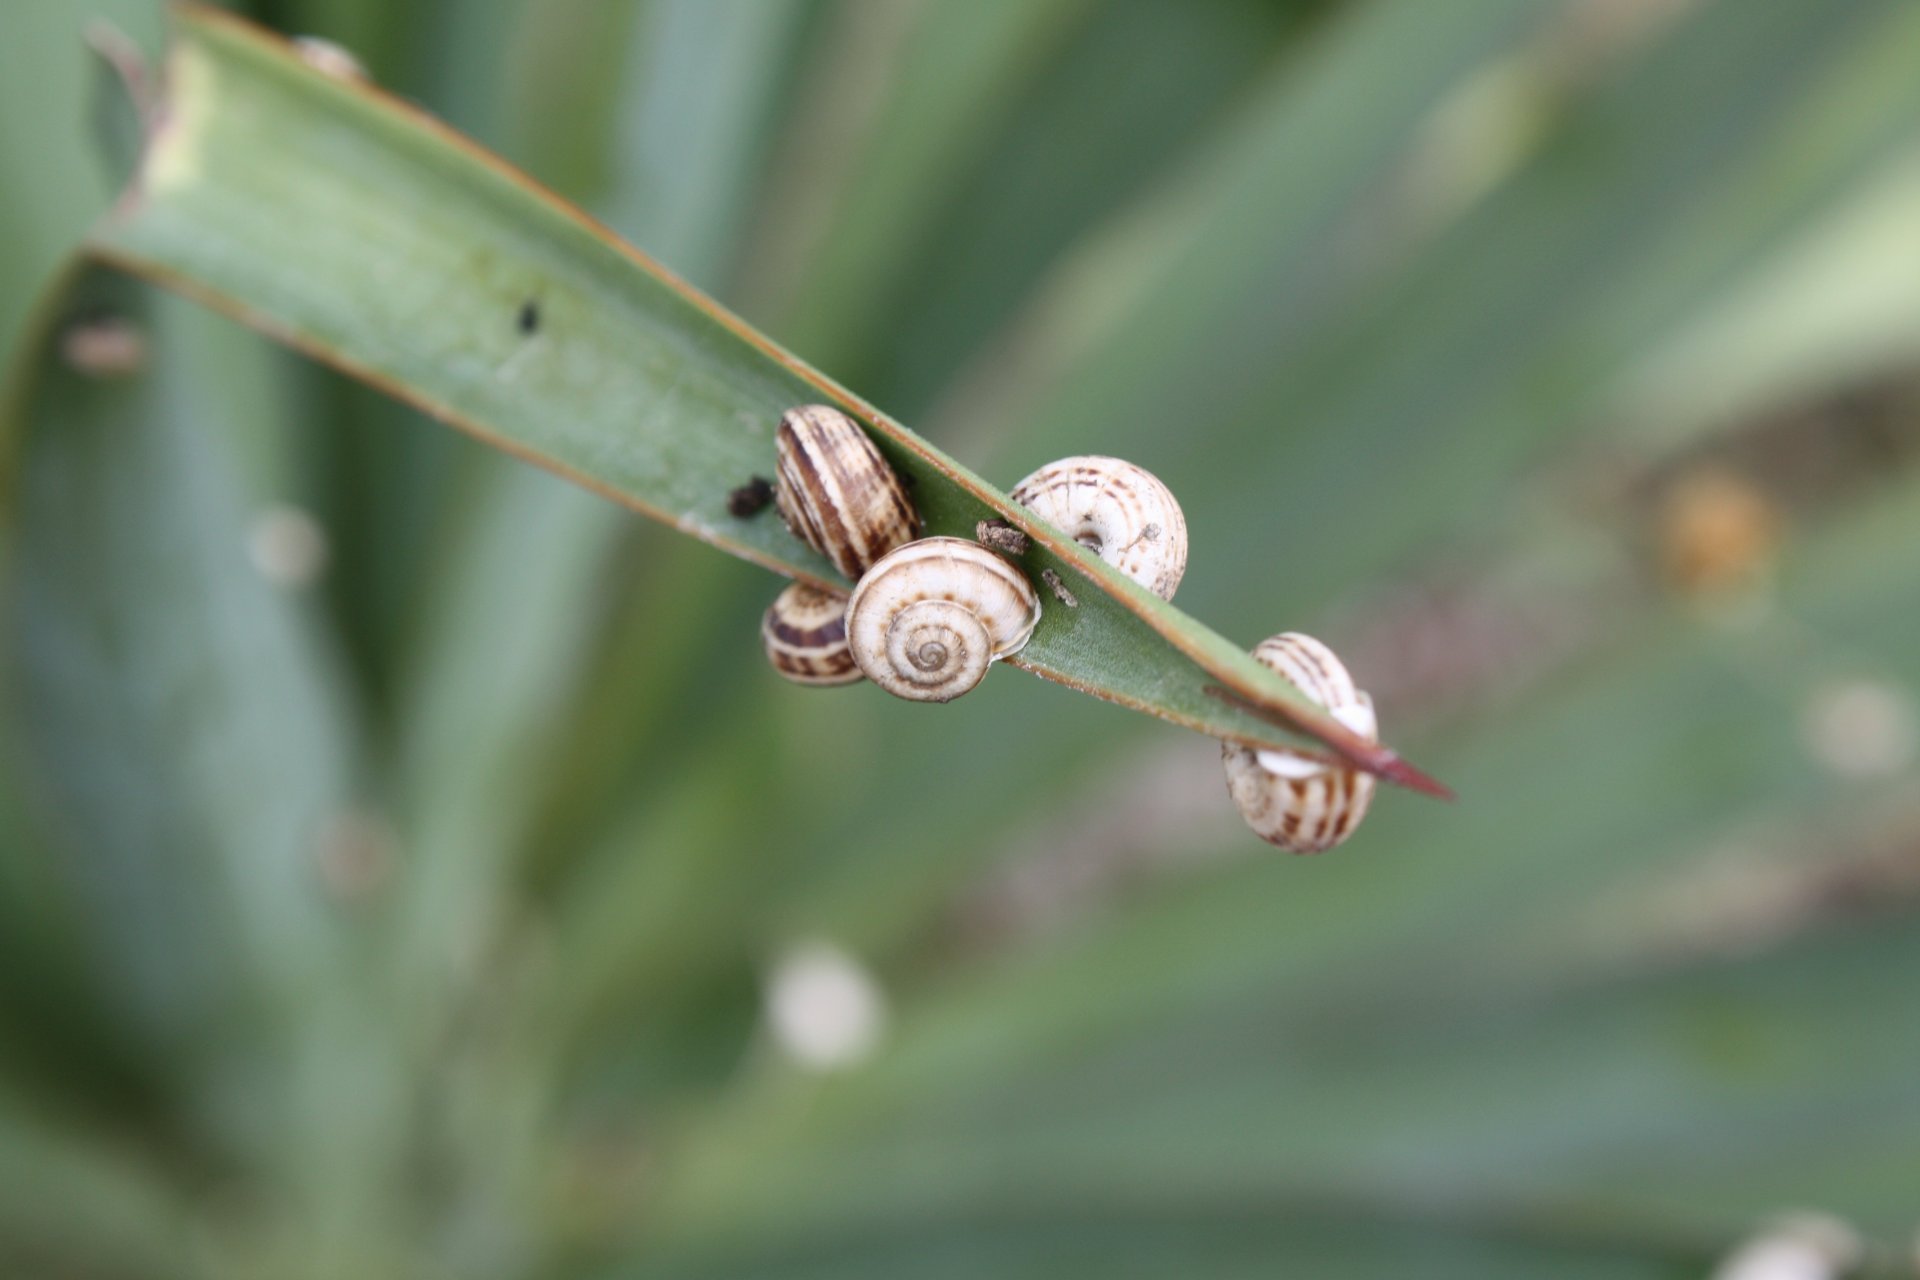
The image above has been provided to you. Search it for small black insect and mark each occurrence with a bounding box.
[727,475,776,518]
[517,298,540,335]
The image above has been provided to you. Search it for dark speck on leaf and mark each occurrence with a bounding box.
[517,299,540,334]
[728,476,776,518]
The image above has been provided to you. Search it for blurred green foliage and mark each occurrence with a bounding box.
[4,1,1920,1277]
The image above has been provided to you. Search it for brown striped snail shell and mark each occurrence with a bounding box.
[775,405,921,580]
[845,537,1041,702]
[1009,456,1188,600]
[1222,632,1377,853]
[762,582,863,686]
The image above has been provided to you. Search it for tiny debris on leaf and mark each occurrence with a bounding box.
[976,518,1030,557]
[727,475,775,518]
[1040,567,1078,608]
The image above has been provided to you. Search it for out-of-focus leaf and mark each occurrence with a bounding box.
[2,266,358,1046]
[629,1204,1702,1280]
[0,0,164,359]
[0,264,409,1268]
[724,906,1920,1249]
[89,7,1441,784]
[854,0,1336,418]
[735,0,1097,373]
[635,460,1920,1249]
[1607,146,1920,449]
[0,1093,197,1280]
[600,0,809,273]
[947,0,1920,636]
[391,0,812,1011]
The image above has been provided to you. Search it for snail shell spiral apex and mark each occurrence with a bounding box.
[1222,632,1377,853]
[1010,456,1188,600]
[775,405,921,579]
[846,537,1041,703]
[762,583,863,686]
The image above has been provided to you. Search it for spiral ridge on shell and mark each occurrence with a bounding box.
[846,537,1041,703]
[884,599,990,698]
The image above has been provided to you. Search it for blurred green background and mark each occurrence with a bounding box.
[5,0,1920,1276]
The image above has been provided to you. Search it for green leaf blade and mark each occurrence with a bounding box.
[88,6,1445,789]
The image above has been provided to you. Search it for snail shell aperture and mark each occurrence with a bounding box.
[1222,632,1377,853]
[775,405,921,580]
[762,582,862,686]
[845,537,1042,702]
[1009,455,1188,600]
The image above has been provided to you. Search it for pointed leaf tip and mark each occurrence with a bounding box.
[1369,751,1456,801]
[1205,684,1453,799]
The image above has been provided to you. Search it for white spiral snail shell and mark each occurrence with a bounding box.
[1009,456,1187,600]
[761,583,862,686]
[1222,632,1377,852]
[775,405,921,580]
[845,537,1041,702]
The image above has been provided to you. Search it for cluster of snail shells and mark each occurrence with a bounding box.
[1222,632,1378,853]
[760,411,1195,703]
[757,406,917,688]
[760,405,1044,702]
[756,407,1376,852]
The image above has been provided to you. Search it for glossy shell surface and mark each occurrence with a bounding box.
[761,582,862,686]
[1010,455,1187,600]
[845,537,1041,702]
[1222,632,1377,853]
[774,405,920,580]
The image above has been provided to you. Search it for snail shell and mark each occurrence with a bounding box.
[1009,456,1187,600]
[1222,632,1377,853]
[845,537,1041,702]
[762,582,863,686]
[775,405,921,580]
[293,36,369,79]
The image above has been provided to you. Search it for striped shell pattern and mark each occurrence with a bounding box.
[774,405,921,580]
[1009,455,1187,600]
[845,537,1041,702]
[761,583,862,686]
[1222,632,1377,853]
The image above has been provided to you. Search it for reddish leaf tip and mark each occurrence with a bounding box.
[1204,684,1454,800]
[1370,752,1456,801]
